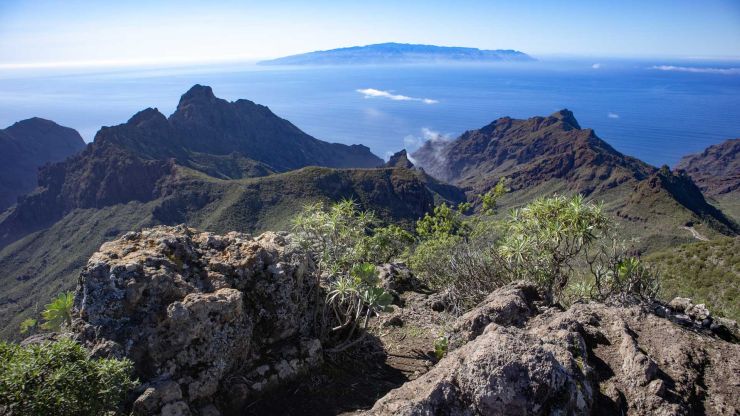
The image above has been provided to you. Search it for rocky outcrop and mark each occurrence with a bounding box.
[386,150,415,169]
[368,283,740,415]
[71,226,323,414]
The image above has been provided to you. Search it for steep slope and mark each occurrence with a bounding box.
[0,87,435,339]
[676,138,739,222]
[412,110,738,250]
[258,42,534,65]
[0,118,85,211]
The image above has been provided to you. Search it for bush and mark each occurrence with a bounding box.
[498,195,611,300]
[409,193,660,312]
[292,199,403,350]
[0,338,137,416]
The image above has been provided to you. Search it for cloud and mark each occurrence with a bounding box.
[591,63,602,69]
[401,128,450,153]
[356,88,438,104]
[421,127,449,142]
[650,65,740,75]
[403,134,422,148]
[607,112,619,119]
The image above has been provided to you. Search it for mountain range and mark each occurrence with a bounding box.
[0,118,85,211]
[0,86,454,339]
[258,43,534,65]
[0,86,736,339]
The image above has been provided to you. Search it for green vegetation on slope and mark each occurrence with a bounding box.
[646,237,739,321]
[0,166,437,339]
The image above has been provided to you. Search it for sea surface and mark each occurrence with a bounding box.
[1,59,739,167]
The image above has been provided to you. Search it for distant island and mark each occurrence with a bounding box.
[257,42,535,65]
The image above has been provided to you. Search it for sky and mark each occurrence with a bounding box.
[1,0,739,68]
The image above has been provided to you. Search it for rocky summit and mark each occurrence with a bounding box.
[71,225,322,414]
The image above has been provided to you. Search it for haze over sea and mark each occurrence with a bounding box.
[1,58,738,167]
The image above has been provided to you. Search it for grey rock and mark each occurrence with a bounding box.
[668,297,692,313]
[71,226,323,414]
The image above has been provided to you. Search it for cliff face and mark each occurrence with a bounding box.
[0,118,85,211]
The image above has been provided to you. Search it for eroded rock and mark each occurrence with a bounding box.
[71,225,322,414]
[368,284,740,416]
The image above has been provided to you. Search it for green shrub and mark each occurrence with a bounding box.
[433,335,448,360]
[0,338,137,416]
[292,200,403,350]
[40,292,75,332]
[410,193,660,311]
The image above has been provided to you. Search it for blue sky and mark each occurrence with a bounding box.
[1,0,739,68]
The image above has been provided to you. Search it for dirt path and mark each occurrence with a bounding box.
[681,225,709,241]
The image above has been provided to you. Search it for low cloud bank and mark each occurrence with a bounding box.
[650,65,740,75]
[357,88,438,104]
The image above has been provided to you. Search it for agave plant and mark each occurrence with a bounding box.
[41,291,75,331]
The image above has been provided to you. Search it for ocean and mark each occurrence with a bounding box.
[1,58,738,167]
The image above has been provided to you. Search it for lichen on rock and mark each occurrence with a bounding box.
[71,225,323,414]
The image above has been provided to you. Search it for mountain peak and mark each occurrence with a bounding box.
[178,84,217,108]
[386,149,415,169]
[550,109,581,129]
[127,107,166,126]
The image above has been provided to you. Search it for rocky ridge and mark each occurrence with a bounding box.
[410,110,738,249]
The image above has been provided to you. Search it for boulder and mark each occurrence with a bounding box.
[72,225,322,414]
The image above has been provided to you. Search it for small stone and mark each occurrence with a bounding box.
[686,303,711,321]
[382,314,404,327]
[648,379,666,397]
[668,297,692,313]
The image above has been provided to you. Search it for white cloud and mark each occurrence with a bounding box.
[607,112,619,119]
[356,88,438,104]
[591,63,602,69]
[403,134,422,148]
[401,128,450,154]
[650,65,740,75]
[421,127,449,142]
